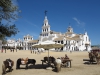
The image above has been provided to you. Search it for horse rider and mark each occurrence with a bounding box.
[65,54,69,59]
[64,54,70,67]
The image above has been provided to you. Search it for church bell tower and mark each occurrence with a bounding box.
[41,10,51,37]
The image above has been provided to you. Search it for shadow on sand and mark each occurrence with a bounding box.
[2,69,13,75]
[16,64,58,72]
[83,62,97,65]
[17,64,53,69]
[28,64,49,69]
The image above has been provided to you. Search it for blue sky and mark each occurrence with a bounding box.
[9,0,100,45]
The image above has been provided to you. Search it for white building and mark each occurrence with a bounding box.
[6,39,16,47]
[38,15,91,51]
[6,15,91,51]
[23,34,38,50]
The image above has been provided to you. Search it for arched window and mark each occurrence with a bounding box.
[66,41,67,44]
[72,47,73,50]
[68,29,70,32]
[74,47,75,51]
[47,28,48,31]
[69,41,70,45]
[61,40,63,44]
[82,41,83,45]
[69,46,70,49]
[76,46,77,51]
[58,41,60,43]
[86,37,87,41]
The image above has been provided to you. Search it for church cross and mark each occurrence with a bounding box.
[44,10,47,16]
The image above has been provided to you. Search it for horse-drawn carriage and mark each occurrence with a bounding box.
[41,56,72,72]
[83,49,100,64]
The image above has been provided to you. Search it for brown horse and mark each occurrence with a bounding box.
[16,57,36,69]
[88,52,94,64]
[94,52,100,64]
[89,51,100,64]
[2,59,14,74]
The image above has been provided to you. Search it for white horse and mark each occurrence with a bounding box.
[54,58,62,72]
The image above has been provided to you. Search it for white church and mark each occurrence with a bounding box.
[5,14,92,51]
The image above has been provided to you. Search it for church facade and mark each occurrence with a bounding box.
[5,15,92,51]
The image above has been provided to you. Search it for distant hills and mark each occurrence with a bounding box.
[91,45,100,48]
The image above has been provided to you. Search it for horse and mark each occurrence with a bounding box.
[53,58,62,72]
[2,59,14,74]
[16,58,36,69]
[43,57,62,72]
[43,56,55,65]
[94,52,100,64]
[88,52,96,64]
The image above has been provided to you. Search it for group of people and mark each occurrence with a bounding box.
[10,49,15,52]
[1,48,17,53]
[30,50,44,54]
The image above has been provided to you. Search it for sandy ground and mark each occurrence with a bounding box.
[0,50,100,75]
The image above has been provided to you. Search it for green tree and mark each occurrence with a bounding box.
[0,0,20,42]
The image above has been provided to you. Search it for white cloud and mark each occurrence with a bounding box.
[73,17,80,24]
[23,18,39,28]
[73,17,85,27]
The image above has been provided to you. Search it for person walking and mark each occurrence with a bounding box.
[31,50,32,53]
[33,50,34,54]
[1,49,3,53]
[12,48,14,52]
[5,48,6,53]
